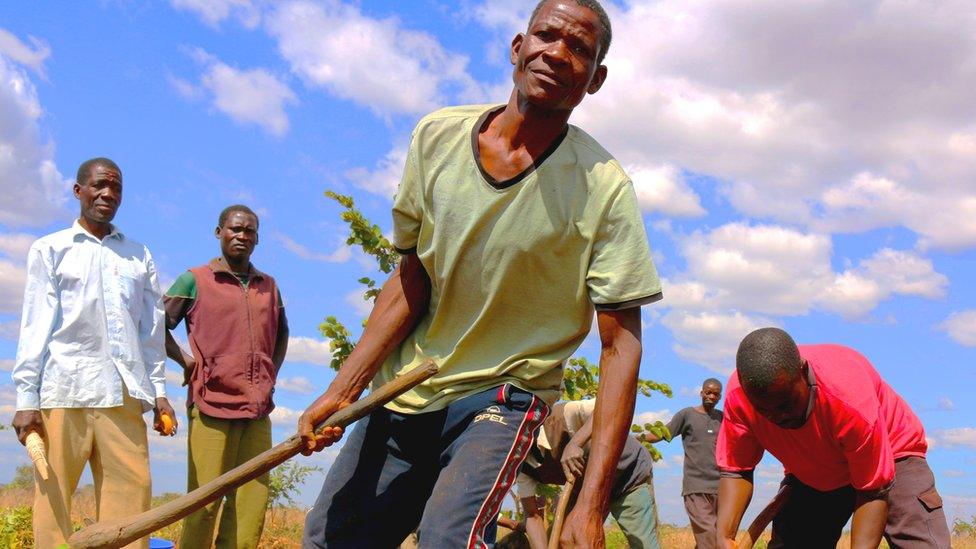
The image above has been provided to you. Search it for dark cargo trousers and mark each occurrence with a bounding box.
[769,456,950,548]
[303,384,548,548]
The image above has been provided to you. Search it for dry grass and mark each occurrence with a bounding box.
[0,485,309,548]
[2,485,974,548]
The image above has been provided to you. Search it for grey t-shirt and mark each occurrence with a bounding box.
[612,435,654,498]
[666,407,724,495]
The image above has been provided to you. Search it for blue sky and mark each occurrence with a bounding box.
[1,0,975,528]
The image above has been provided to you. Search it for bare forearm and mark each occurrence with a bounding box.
[851,495,887,549]
[524,516,547,549]
[576,366,636,511]
[164,330,190,367]
[575,309,642,514]
[717,476,753,547]
[327,254,430,402]
[569,414,595,448]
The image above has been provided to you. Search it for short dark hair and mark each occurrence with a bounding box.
[76,157,121,186]
[702,378,723,390]
[736,328,802,393]
[218,204,259,228]
[529,0,612,63]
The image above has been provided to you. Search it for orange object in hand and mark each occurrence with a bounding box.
[160,413,175,435]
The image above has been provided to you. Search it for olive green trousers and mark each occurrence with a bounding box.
[180,406,271,549]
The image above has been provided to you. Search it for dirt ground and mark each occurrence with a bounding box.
[2,486,974,548]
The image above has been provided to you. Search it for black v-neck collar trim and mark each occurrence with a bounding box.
[471,105,569,190]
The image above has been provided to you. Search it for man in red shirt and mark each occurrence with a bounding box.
[716,327,949,548]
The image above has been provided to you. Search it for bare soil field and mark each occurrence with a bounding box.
[1,486,973,548]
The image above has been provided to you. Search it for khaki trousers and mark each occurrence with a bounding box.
[180,406,271,549]
[33,391,151,549]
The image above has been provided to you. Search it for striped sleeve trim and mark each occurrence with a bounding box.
[594,291,664,311]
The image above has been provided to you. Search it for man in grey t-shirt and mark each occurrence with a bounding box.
[643,378,723,549]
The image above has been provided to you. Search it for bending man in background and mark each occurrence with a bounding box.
[513,399,661,549]
[716,327,950,548]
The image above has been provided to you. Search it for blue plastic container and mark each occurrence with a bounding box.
[148,538,175,549]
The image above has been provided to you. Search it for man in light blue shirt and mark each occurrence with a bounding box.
[10,157,175,549]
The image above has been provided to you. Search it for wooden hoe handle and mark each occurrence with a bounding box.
[547,478,576,549]
[68,361,438,549]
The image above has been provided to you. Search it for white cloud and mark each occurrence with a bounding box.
[0,319,18,341]
[277,375,316,395]
[658,222,949,370]
[635,409,671,426]
[662,310,774,374]
[0,233,39,316]
[470,0,532,33]
[629,164,706,218]
[199,58,297,136]
[670,223,948,319]
[147,430,190,463]
[678,223,833,316]
[171,0,260,29]
[0,259,26,314]
[815,173,976,251]
[344,288,374,319]
[173,48,295,136]
[931,427,976,450]
[0,54,70,227]
[286,336,333,366]
[164,367,185,386]
[940,310,976,347]
[0,358,14,372]
[269,404,302,427]
[939,397,957,412]
[857,249,948,299]
[0,233,35,261]
[275,233,352,263]
[346,146,407,199]
[0,29,50,76]
[820,248,948,318]
[265,0,479,117]
[466,0,976,251]
[167,74,203,101]
[755,461,785,480]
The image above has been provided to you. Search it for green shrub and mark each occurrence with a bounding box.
[0,506,33,548]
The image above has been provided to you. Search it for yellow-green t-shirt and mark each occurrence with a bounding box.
[380,104,662,413]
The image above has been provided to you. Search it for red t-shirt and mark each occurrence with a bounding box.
[716,344,927,491]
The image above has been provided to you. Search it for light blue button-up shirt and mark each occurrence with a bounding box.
[12,221,167,411]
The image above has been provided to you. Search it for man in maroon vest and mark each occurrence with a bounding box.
[164,204,289,549]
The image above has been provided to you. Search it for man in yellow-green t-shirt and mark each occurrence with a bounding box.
[299,1,662,547]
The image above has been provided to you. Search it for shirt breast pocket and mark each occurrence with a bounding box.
[114,261,146,310]
[55,254,88,291]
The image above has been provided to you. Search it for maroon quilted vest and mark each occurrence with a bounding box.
[185,260,281,419]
